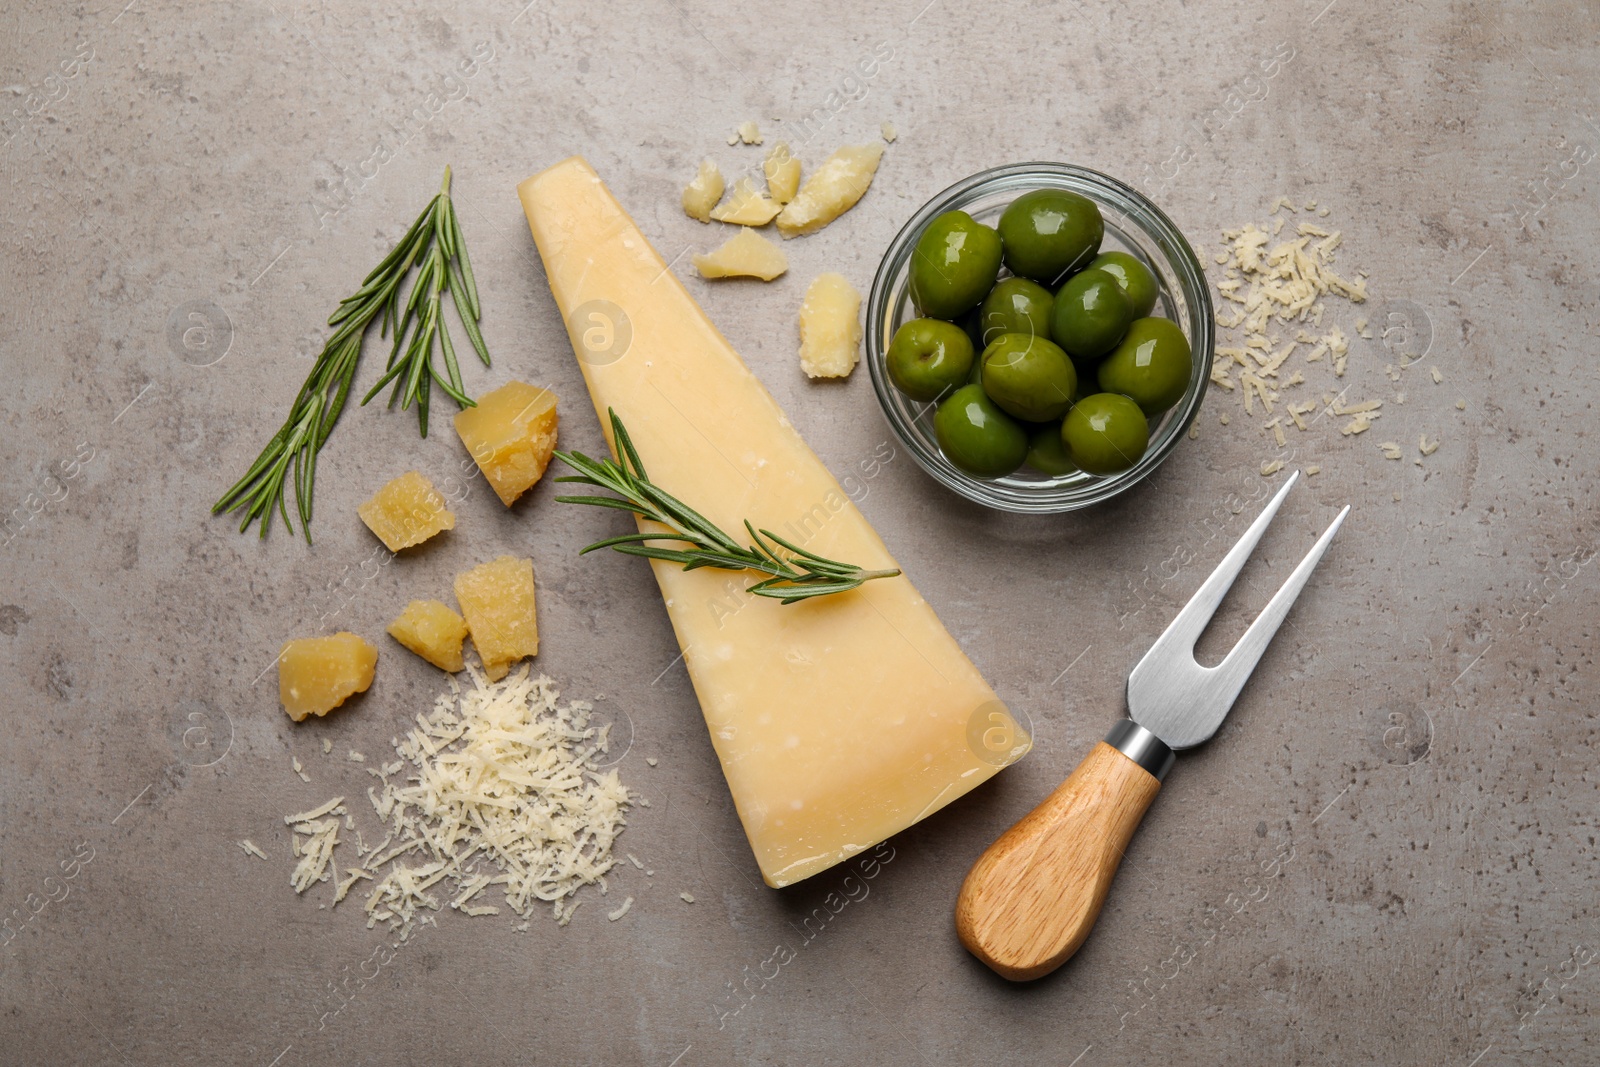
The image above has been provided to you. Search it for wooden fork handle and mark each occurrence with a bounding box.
[955,740,1163,981]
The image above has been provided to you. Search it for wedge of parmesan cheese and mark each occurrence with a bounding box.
[519,157,1026,887]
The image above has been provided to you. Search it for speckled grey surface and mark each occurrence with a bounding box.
[3,1,1598,1063]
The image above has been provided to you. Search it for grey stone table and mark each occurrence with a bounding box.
[2,1,1596,1063]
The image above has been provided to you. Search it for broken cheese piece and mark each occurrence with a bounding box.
[693,228,788,281]
[763,142,801,204]
[682,159,725,223]
[775,143,884,238]
[518,157,1027,887]
[709,177,781,226]
[798,272,862,379]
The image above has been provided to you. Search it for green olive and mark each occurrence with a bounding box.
[1096,317,1193,415]
[1050,267,1134,361]
[933,384,1028,478]
[1026,420,1079,476]
[909,210,1004,319]
[979,277,1055,347]
[997,189,1104,284]
[980,333,1078,423]
[1087,251,1160,318]
[886,318,975,403]
[1063,393,1149,475]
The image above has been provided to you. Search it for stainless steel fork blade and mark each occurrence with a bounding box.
[1126,473,1350,750]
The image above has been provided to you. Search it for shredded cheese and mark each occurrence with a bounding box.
[239,839,269,860]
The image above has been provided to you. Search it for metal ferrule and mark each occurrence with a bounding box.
[1105,719,1176,782]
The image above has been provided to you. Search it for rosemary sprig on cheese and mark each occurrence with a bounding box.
[554,410,900,604]
[213,166,489,541]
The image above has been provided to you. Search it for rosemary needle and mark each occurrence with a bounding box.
[553,410,901,604]
[213,166,490,542]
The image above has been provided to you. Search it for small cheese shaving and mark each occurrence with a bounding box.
[607,896,634,921]
[1379,441,1403,460]
[1420,434,1440,456]
[1219,414,1230,426]
[347,750,366,763]
[1341,417,1374,436]
[880,121,897,143]
[1260,459,1285,476]
[736,121,762,145]
[1305,465,1321,476]
[1456,399,1467,410]
[290,818,341,894]
[239,840,269,860]
[322,739,333,755]
[680,892,696,903]
[1431,366,1444,384]
[646,757,658,767]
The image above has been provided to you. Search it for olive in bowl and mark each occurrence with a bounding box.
[1087,250,1160,318]
[1096,317,1193,415]
[886,318,975,403]
[979,333,1078,423]
[909,210,1003,319]
[1063,393,1149,475]
[997,189,1103,284]
[1050,267,1133,361]
[979,277,1054,346]
[934,384,1029,478]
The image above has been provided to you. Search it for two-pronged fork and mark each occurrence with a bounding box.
[955,472,1349,980]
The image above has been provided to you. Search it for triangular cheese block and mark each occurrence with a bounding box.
[518,157,1029,886]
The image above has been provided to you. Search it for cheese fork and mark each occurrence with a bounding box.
[955,472,1348,981]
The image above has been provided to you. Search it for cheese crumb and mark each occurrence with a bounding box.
[239,840,269,860]
[646,757,658,767]
[607,896,634,921]
[322,739,333,755]
[880,121,897,142]
[1420,434,1440,456]
[1305,465,1321,476]
[737,121,763,145]
[1431,366,1444,384]
[1379,441,1403,460]
[1456,399,1467,410]
[292,757,311,784]
[1261,459,1285,476]
[1220,414,1231,426]
[347,750,366,763]
[680,892,696,903]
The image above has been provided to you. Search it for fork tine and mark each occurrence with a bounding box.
[1153,471,1299,654]
[1210,503,1350,704]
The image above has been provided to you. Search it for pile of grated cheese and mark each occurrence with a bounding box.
[280,668,636,936]
[1205,200,1446,473]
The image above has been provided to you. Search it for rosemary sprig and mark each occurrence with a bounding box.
[553,410,901,604]
[358,165,490,434]
[213,166,490,541]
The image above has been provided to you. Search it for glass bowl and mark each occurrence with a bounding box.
[865,162,1213,513]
